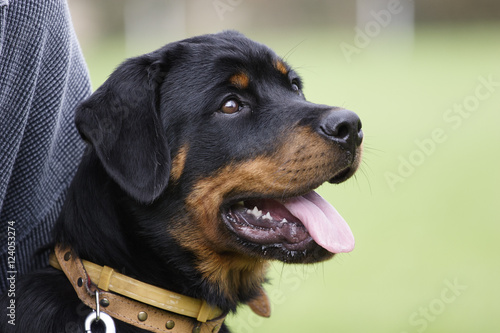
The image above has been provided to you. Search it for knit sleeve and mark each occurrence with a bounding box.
[0,0,91,293]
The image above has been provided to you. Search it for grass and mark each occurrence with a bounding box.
[81,23,500,332]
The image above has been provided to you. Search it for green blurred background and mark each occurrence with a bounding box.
[67,1,500,332]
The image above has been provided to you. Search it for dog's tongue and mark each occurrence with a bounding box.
[281,191,354,253]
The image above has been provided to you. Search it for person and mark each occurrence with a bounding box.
[0,0,91,293]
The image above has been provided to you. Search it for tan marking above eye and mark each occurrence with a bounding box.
[229,72,250,89]
[275,60,288,76]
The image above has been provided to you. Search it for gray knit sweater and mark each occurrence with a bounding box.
[0,0,91,293]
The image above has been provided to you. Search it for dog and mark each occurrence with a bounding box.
[1,31,363,333]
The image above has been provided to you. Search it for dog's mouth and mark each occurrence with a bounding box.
[222,191,354,255]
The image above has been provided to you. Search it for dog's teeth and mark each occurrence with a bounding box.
[251,206,263,218]
[281,218,287,223]
[262,212,272,220]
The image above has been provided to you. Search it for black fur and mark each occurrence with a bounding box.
[1,31,362,332]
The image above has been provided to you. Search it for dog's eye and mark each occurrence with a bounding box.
[291,79,301,94]
[221,99,241,114]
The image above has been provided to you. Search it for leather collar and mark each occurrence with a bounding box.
[50,244,226,333]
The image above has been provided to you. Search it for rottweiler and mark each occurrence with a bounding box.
[1,31,363,333]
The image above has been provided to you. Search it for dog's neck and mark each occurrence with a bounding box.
[54,152,263,313]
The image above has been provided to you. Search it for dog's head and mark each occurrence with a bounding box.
[75,31,362,299]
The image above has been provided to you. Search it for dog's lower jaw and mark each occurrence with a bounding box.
[166,213,270,310]
[195,250,269,306]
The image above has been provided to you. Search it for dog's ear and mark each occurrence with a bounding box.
[75,55,170,203]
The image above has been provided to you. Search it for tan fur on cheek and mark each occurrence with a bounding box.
[172,126,356,299]
[170,144,188,182]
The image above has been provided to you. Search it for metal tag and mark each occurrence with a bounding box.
[84,311,116,333]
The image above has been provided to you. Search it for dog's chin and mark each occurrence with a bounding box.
[221,195,335,264]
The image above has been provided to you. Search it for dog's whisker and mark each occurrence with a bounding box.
[282,39,306,62]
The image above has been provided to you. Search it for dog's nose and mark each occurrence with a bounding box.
[319,109,363,150]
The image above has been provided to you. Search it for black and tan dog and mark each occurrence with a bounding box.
[2,31,363,332]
